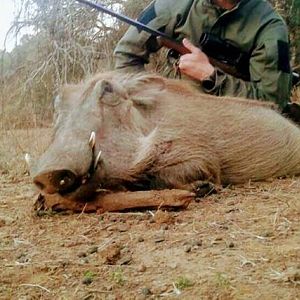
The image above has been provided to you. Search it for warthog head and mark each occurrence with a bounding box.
[30,72,165,199]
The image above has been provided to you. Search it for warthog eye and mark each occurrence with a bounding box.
[101,80,113,94]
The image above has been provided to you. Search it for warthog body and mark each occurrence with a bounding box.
[32,72,300,199]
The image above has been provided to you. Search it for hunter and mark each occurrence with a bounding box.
[114,0,292,109]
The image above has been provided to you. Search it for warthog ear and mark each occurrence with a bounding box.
[126,74,166,107]
[92,80,121,106]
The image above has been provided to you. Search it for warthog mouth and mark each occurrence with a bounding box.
[31,131,104,201]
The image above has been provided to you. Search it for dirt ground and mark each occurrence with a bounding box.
[0,129,300,299]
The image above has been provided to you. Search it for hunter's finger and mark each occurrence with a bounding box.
[178,59,193,71]
[182,38,200,53]
[179,53,194,62]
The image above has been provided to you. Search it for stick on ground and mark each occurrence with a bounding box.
[34,189,195,213]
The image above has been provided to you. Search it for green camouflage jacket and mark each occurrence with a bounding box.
[114,0,292,108]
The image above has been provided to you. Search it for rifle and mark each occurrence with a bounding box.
[76,0,299,86]
[76,0,249,80]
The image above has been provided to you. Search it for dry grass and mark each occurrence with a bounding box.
[0,128,52,176]
[292,85,300,103]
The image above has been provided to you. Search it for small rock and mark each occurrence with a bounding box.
[107,225,117,232]
[60,260,70,267]
[119,255,132,265]
[154,210,175,225]
[138,264,147,272]
[106,285,113,291]
[117,225,129,232]
[121,246,129,252]
[152,284,169,294]
[82,257,90,264]
[169,262,178,269]
[141,287,152,296]
[16,253,24,260]
[184,246,192,253]
[160,284,169,293]
[82,277,93,285]
[161,224,169,230]
[192,240,203,247]
[289,272,300,282]
[137,237,145,243]
[0,216,14,226]
[100,244,121,265]
[261,231,273,238]
[226,208,240,213]
[154,235,165,243]
[88,246,98,254]
[78,252,87,258]
[109,215,118,222]
[228,242,235,248]
[80,258,89,264]
[17,253,29,264]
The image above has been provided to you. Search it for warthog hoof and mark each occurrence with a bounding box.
[186,180,217,199]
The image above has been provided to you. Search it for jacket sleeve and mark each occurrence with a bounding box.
[202,20,292,108]
[114,0,179,72]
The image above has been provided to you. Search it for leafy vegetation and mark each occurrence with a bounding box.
[82,270,96,285]
[111,267,125,285]
[174,276,194,290]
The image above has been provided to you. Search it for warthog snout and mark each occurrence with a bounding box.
[33,169,78,194]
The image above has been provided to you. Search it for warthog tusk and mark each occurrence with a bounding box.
[94,150,102,170]
[24,153,32,172]
[89,131,96,150]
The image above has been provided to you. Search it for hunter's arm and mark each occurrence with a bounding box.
[114,0,189,72]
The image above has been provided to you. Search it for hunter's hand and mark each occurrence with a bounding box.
[179,38,215,81]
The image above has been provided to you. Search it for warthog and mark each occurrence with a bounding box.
[31,71,300,200]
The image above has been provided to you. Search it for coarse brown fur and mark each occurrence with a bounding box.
[33,71,300,197]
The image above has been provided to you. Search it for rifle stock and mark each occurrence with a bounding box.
[158,37,249,81]
[157,37,191,55]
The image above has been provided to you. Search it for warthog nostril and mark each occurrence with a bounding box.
[33,169,78,194]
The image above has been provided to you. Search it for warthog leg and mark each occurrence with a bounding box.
[182,180,218,199]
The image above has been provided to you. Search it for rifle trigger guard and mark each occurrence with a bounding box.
[167,49,181,60]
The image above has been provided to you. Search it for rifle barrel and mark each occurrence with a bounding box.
[76,0,172,40]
